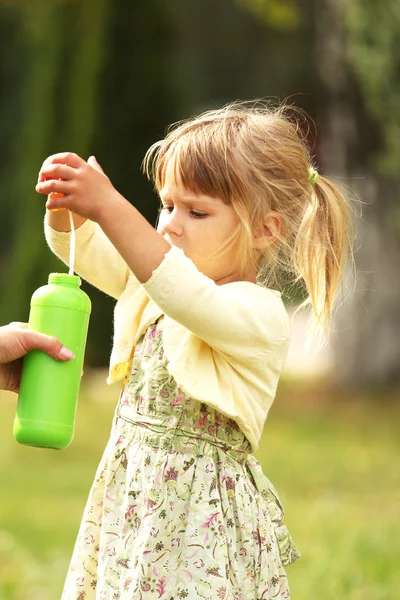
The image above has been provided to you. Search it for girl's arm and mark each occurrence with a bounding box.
[46,207,87,232]
[44,210,133,300]
[39,155,134,300]
[37,153,287,360]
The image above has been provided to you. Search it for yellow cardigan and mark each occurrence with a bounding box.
[44,216,290,453]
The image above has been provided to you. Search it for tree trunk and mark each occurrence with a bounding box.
[316,0,400,387]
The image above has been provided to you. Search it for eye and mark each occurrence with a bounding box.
[190,211,207,219]
[157,206,207,219]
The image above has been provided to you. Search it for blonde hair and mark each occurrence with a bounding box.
[142,100,359,352]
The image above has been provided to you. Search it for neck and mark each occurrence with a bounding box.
[215,272,257,286]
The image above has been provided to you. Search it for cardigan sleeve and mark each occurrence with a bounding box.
[44,215,131,300]
[142,244,289,361]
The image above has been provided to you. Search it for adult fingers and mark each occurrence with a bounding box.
[19,330,75,361]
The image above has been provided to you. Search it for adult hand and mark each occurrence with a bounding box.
[0,323,74,393]
[35,153,123,222]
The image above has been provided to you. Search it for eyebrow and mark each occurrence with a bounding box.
[159,193,220,205]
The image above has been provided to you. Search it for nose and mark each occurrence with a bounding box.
[160,207,183,237]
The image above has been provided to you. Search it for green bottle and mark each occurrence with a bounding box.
[13,273,91,449]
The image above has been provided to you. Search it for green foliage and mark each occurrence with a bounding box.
[0,0,110,324]
[237,0,302,30]
[345,0,400,175]
[57,0,110,154]
[0,0,64,322]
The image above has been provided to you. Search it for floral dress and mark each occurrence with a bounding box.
[61,315,300,600]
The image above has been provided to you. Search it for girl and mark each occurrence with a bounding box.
[36,101,356,600]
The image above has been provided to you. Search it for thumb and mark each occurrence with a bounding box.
[21,330,75,361]
[87,155,105,175]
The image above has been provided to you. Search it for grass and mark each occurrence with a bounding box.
[0,373,399,599]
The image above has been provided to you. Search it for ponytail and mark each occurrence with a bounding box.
[292,175,357,353]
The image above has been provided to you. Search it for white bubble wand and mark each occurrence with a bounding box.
[48,193,76,275]
[68,210,75,275]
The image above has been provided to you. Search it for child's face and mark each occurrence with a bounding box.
[157,160,255,285]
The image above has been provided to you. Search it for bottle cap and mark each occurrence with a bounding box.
[48,273,82,287]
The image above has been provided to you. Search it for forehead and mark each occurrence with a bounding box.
[160,158,224,206]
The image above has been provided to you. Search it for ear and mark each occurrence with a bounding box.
[253,212,281,249]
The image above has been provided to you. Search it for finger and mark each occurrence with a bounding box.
[50,152,84,168]
[39,155,57,172]
[87,155,105,175]
[38,163,76,183]
[35,179,71,196]
[47,190,66,211]
[45,194,71,211]
[38,152,82,175]
[21,330,75,361]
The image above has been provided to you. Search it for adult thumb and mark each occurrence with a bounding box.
[22,330,75,361]
[87,155,105,175]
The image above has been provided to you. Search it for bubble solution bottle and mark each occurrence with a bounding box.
[13,207,91,449]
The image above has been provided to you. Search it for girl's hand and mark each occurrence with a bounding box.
[35,152,121,222]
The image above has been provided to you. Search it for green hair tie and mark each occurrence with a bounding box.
[308,166,319,185]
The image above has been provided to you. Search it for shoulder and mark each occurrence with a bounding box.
[223,280,285,311]
[224,280,282,298]
[222,282,290,353]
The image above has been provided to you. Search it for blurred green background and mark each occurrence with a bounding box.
[1,0,399,598]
